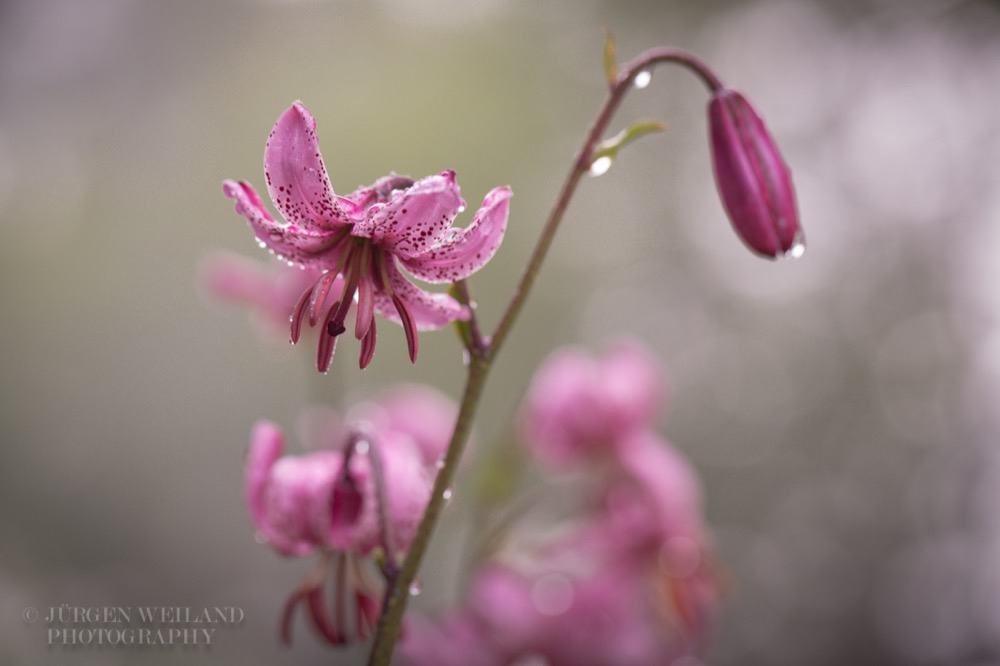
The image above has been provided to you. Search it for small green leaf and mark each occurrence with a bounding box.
[603,28,618,88]
[592,119,667,164]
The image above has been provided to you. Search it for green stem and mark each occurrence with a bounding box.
[367,356,489,665]
[488,46,722,358]
[365,45,723,666]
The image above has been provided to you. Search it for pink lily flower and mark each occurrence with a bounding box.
[223,101,512,372]
[244,385,458,646]
[520,340,665,467]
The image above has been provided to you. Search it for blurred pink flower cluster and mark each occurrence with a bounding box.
[402,341,719,666]
[245,386,457,645]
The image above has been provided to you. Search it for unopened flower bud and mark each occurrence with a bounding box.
[708,89,803,259]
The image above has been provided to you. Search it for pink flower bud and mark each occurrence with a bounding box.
[708,89,803,259]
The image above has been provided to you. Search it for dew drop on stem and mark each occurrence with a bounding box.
[589,156,613,177]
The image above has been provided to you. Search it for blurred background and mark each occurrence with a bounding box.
[3,0,1000,663]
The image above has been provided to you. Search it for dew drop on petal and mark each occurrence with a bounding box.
[633,69,652,89]
[354,439,370,455]
[408,581,423,596]
[442,488,454,501]
[457,205,466,214]
[435,459,446,470]
[783,231,806,260]
[589,156,613,177]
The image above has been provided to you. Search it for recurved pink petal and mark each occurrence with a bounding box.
[354,171,465,259]
[372,259,468,331]
[223,179,346,267]
[246,420,285,536]
[402,186,511,284]
[264,102,350,230]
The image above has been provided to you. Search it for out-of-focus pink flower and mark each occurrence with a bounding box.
[246,421,432,558]
[223,101,511,372]
[708,88,803,259]
[520,340,665,467]
[245,385,457,646]
[201,250,328,342]
[402,434,720,665]
[405,354,719,665]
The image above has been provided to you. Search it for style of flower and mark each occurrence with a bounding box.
[519,340,665,467]
[246,385,457,646]
[708,88,803,259]
[223,101,512,372]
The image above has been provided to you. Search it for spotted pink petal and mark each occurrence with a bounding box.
[372,259,468,331]
[353,171,465,259]
[402,186,512,284]
[264,102,351,230]
[246,420,285,537]
[223,180,346,266]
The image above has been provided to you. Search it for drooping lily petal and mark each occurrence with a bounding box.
[402,186,512,284]
[223,180,346,265]
[373,258,469,331]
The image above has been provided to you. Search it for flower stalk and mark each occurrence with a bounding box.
[367,46,736,665]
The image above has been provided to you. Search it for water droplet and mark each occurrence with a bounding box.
[354,439,370,455]
[783,232,806,259]
[457,205,467,214]
[442,488,454,501]
[633,70,652,89]
[287,261,294,267]
[257,241,267,249]
[408,581,423,596]
[589,156,613,177]
[435,459,446,470]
